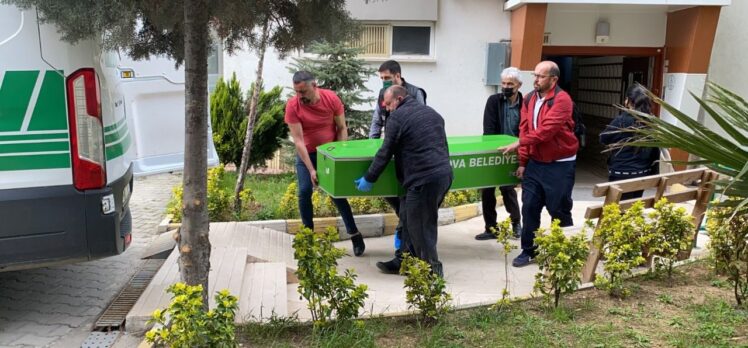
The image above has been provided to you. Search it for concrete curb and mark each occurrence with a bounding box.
[162,202,484,238]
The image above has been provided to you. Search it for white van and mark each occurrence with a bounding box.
[0,4,219,271]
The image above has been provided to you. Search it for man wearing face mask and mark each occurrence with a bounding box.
[369,60,427,275]
[474,67,524,241]
[500,61,579,268]
[370,60,427,139]
[355,85,452,278]
[285,71,366,257]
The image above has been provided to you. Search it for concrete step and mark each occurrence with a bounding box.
[236,262,288,323]
[212,222,297,282]
[126,222,298,332]
[126,246,248,332]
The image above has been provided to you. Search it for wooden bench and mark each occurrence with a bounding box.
[581,167,717,283]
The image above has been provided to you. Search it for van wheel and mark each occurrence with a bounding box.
[120,207,132,237]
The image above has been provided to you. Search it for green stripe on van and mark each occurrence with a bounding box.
[0,132,68,142]
[28,71,68,131]
[104,117,126,133]
[0,140,69,154]
[104,126,128,144]
[106,132,131,160]
[0,153,70,171]
[0,71,39,132]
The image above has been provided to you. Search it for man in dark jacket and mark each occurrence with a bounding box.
[369,60,427,274]
[475,67,523,241]
[356,85,453,277]
[370,60,427,138]
[501,61,579,267]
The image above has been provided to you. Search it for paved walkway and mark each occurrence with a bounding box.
[289,200,600,319]
[0,173,180,348]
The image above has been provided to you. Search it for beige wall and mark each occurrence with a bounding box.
[544,4,667,47]
[347,0,438,21]
[704,0,747,139]
[223,0,511,136]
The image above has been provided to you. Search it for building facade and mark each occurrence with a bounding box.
[222,0,736,170]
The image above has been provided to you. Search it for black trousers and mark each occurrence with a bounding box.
[400,175,453,276]
[384,196,408,260]
[481,185,521,231]
[521,160,576,254]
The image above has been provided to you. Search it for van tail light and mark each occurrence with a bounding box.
[66,68,106,190]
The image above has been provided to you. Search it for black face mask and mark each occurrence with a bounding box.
[502,87,515,98]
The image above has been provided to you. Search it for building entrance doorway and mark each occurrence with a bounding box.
[542,46,664,175]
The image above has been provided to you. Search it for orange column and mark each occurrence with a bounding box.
[664,6,721,169]
[510,4,547,70]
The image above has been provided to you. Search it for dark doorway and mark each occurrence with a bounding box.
[542,47,663,176]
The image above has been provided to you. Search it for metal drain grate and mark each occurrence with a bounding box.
[94,259,164,330]
[81,331,120,348]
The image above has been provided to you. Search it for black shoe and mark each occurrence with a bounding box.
[431,263,444,278]
[512,251,535,267]
[511,223,522,239]
[376,258,401,274]
[350,233,365,257]
[475,231,497,240]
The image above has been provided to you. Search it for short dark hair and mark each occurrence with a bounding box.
[378,60,401,75]
[549,65,560,78]
[387,85,408,98]
[292,71,315,84]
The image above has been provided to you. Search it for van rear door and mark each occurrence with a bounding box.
[99,50,219,176]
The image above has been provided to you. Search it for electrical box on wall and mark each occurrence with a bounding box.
[485,42,510,86]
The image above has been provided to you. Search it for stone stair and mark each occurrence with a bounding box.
[126,223,296,332]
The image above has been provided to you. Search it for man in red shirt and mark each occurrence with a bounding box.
[285,71,365,256]
[501,61,578,267]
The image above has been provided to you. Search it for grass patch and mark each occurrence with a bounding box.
[237,261,748,347]
[219,170,294,220]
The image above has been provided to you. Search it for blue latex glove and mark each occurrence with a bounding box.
[354,176,374,192]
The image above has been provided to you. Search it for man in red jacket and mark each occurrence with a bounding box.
[501,61,578,267]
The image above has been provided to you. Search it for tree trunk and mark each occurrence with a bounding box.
[180,0,212,309]
[234,17,271,214]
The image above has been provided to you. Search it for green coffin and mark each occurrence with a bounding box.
[317,135,520,198]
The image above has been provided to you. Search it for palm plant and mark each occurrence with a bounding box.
[618,82,748,209]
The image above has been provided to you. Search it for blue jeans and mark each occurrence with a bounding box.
[295,153,359,235]
[521,159,576,254]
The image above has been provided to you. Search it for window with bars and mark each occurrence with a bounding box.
[352,23,433,58]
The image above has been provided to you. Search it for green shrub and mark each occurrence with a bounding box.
[491,218,516,310]
[647,198,694,278]
[534,219,590,308]
[400,254,452,323]
[276,182,299,219]
[145,283,238,348]
[442,190,479,208]
[707,199,748,307]
[207,166,233,221]
[210,73,245,167]
[210,73,288,169]
[594,202,648,298]
[166,166,234,222]
[244,84,289,169]
[312,190,337,218]
[166,184,184,222]
[293,226,368,327]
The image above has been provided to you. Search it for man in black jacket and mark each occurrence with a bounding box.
[369,60,427,275]
[475,67,523,241]
[355,85,453,277]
